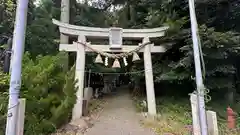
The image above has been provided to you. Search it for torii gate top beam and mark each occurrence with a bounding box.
[52,19,169,39]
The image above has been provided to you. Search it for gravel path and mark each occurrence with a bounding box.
[84,88,156,135]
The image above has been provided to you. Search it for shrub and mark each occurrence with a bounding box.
[0,52,77,135]
[0,72,9,134]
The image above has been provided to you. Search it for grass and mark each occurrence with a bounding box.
[134,97,192,134]
[133,96,240,135]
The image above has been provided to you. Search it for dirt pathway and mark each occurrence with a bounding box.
[84,88,156,135]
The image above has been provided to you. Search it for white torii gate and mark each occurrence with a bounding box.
[55,0,170,121]
[53,19,169,120]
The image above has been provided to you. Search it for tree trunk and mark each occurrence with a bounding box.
[226,88,235,106]
[3,37,12,73]
[132,78,142,97]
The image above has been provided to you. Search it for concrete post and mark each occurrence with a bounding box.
[83,87,93,116]
[16,98,26,135]
[143,37,157,116]
[72,35,86,120]
[190,93,201,135]
[206,110,219,135]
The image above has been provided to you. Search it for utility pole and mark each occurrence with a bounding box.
[188,0,208,134]
[5,0,29,135]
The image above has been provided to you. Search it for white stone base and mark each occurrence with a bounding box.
[72,102,83,121]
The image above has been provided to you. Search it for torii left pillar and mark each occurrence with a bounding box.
[72,35,86,120]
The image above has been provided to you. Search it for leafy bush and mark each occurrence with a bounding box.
[0,72,9,134]
[0,52,77,135]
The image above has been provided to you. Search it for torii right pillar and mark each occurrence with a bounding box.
[143,37,157,116]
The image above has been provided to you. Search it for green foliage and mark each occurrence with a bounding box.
[73,2,112,27]
[22,52,76,135]
[0,0,16,35]
[195,0,240,32]
[1,0,240,133]
[0,72,9,89]
[134,96,192,134]
[166,25,240,91]
[25,0,60,57]
[0,52,76,135]
[116,0,240,103]
[0,72,9,134]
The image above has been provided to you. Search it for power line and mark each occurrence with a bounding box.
[84,69,146,75]
[83,62,162,75]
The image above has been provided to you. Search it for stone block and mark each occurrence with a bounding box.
[84,87,93,101]
[206,110,219,135]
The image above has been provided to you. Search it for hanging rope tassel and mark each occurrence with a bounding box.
[104,57,108,66]
[95,54,103,64]
[132,52,140,62]
[123,57,128,66]
[112,59,121,68]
